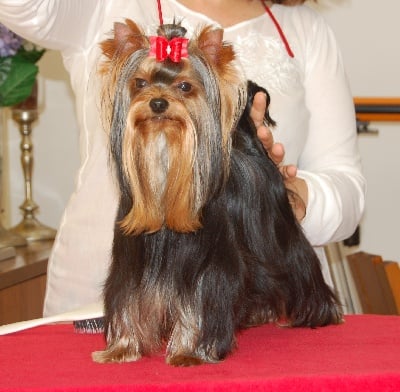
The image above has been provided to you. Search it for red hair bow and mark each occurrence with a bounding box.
[149,36,189,63]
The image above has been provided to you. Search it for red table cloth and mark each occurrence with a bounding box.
[1,315,400,392]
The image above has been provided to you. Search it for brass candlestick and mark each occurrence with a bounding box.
[0,223,27,248]
[9,82,56,242]
[0,108,27,247]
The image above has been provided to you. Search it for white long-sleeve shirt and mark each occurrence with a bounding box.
[0,0,366,316]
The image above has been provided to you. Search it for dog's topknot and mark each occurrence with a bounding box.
[157,21,187,40]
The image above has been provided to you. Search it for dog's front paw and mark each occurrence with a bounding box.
[166,352,221,367]
[92,348,141,363]
[92,337,142,363]
[166,354,207,367]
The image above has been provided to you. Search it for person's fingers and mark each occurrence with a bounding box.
[256,124,285,163]
[250,92,295,171]
[250,92,267,128]
[256,123,273,149]
[268,142,285,166]
[280,164,298,179]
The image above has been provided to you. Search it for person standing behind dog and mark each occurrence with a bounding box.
[0,0,366,316]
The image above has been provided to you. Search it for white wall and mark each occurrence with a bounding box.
[2,0,400,263]
[311,0,400,261]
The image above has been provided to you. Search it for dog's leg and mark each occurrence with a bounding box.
[165,292,237,367]
[166,308,211,367]
[92,319,142,363]
[92,222,147,363]
[281,234,344,328]
[164,220,240,366]
[92,294,143,364]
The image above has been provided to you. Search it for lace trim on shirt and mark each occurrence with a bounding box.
[235,32,301,95]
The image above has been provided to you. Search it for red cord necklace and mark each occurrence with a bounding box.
[156,0,164,25]
[259,0,294,57]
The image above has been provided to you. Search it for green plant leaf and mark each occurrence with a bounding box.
[17,47,46,64]
[0,57,12,85]
[0,57,38,107]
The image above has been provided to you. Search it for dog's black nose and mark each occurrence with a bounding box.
[150,98,169,114]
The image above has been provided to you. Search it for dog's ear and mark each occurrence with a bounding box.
[101,19,148,59]
[196,27,235,69]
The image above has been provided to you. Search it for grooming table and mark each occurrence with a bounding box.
[1,315,399,391]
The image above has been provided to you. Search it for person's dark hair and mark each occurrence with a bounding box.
[271,0,316,4]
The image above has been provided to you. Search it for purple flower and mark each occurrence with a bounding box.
[0,23,23,57]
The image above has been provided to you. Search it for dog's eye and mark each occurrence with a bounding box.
[177,82,192,93]
[135,78,148,89]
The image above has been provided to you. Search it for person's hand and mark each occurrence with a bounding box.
[284,176,308,222]
[251,92,286,166]
[250,91,307,221]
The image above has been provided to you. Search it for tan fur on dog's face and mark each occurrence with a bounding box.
[120,58,204,234]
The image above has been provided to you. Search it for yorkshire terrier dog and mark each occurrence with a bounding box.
[92,19,342,366]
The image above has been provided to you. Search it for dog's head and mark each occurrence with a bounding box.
[100,20,246,234]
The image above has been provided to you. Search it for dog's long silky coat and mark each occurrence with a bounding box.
[93,20,342,366]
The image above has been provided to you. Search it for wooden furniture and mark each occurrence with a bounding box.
[347,251,400,316]
[0,241,52,324]
[354,97,400,122]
